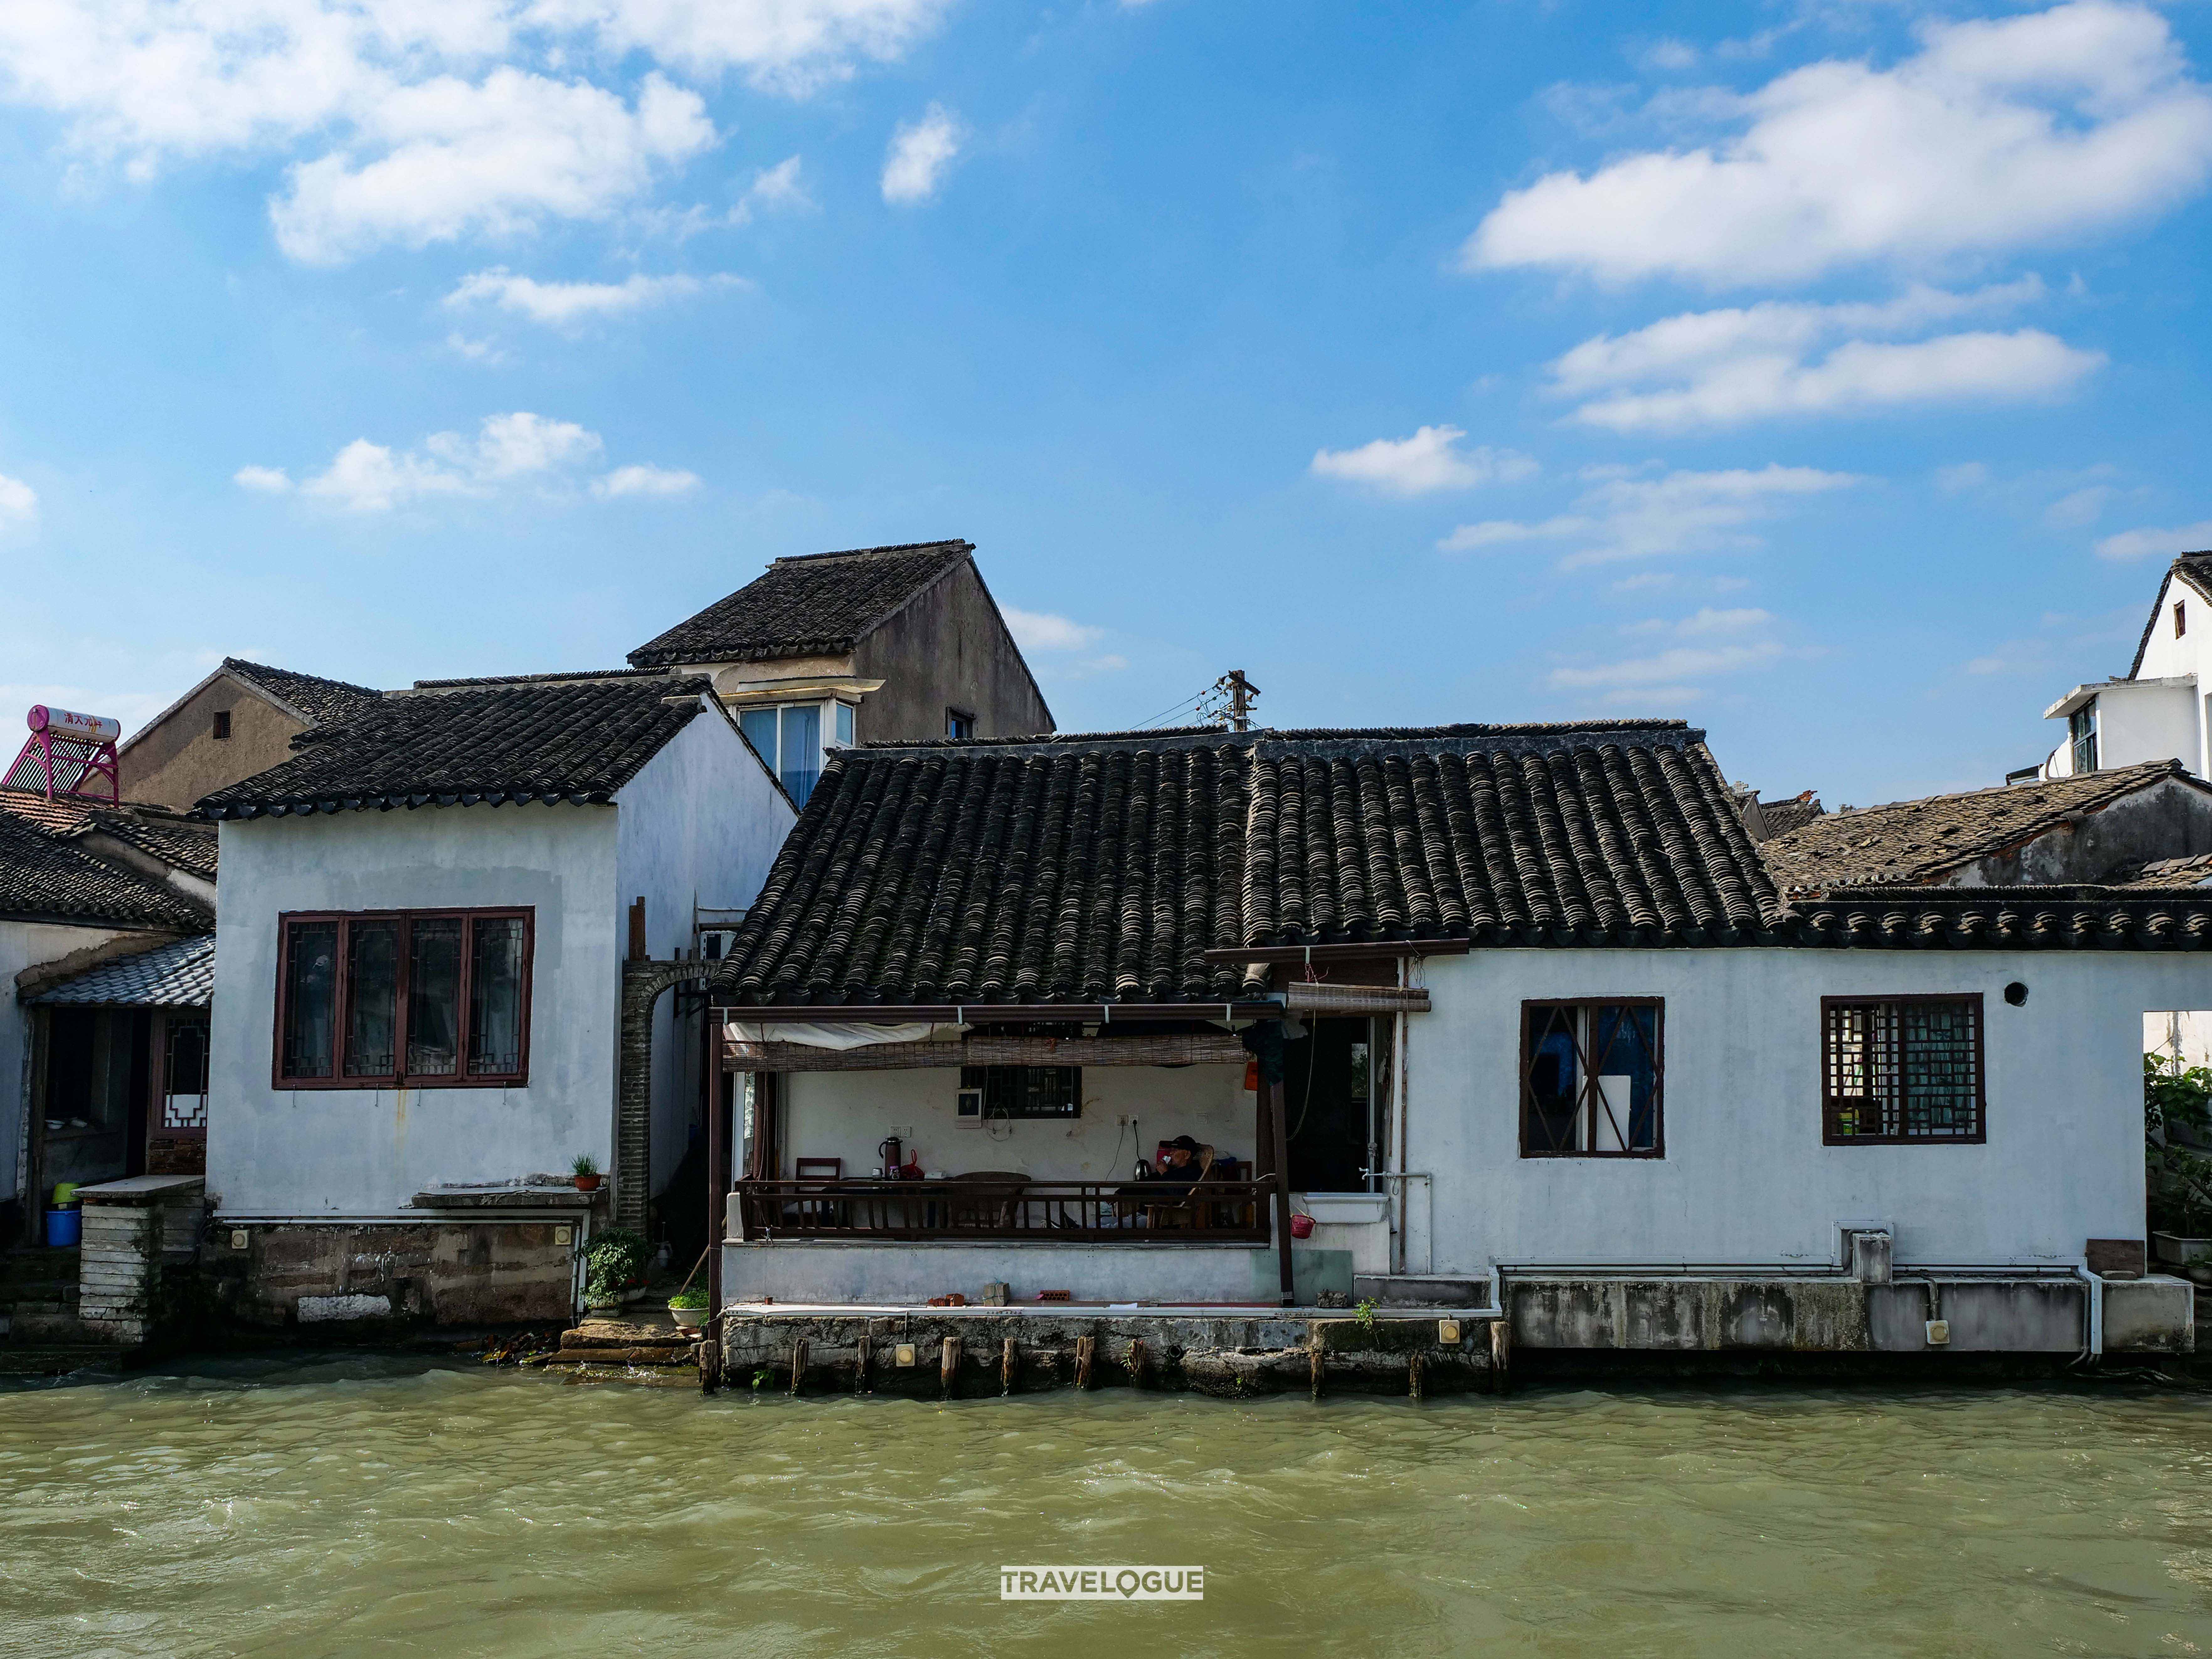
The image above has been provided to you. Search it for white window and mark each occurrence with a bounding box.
[740,700,857,806]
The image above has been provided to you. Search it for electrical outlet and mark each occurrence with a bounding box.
[1925,1319,1950,1346]
[1438,1319,1461,1344]
[894,1343,917,1367]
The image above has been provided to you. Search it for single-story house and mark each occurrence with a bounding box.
[702,718,2208,1358]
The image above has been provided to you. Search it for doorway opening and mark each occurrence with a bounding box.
[1281,1017,1373,1193]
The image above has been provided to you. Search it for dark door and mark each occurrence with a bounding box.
[1281,1017,1373,1193]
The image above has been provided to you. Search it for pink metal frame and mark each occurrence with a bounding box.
[4,710,120,804]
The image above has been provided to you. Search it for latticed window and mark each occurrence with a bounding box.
[277,909,533,1089]
[1822,996,1984,1144]
[1520,1000,1663,1157]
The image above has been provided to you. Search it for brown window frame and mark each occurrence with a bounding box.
[273,908,535,1090]
[1518,998,1665,1159]
[1821,994,1986,1146]
[2177,601,2188,638]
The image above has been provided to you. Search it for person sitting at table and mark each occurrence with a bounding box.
[1140,1135,1209,1194]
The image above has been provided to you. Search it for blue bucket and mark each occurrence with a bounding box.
[45,1207,81,1248]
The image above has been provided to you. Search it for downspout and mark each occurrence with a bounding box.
[2073,1259,2105,1366]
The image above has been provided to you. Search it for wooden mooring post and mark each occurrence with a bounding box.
[1408,1350,1424,1401]
[1000,1337,1018,1395]
[1489,1317,1512,1394]
[941,1335,962,1399]
[698,1318,723,1395]
[788,1339,808,1397]
[855,1334,872,1394]
[1074,1334,1096,1389]
[1309,1339,1324,1402]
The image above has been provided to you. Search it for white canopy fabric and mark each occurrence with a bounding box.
[722,1019,969,1051]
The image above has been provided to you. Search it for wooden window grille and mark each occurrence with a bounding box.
[959,1065,1081,1119]
[275,908,533,1089]
[1519,1000,1663,1157]
[1822,995,1984,1144]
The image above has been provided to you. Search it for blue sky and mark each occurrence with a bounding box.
[2,0,2209,807]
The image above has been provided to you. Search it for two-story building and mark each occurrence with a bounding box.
[2039,551,2212,782]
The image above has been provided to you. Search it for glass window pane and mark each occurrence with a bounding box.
[407,919,463,1077]
[834,701,854,746]
[281,921,338,1079]
[343,920,399,1078]
[468,917,527,1077]
[779,702,821,805]
[740,707,777,766]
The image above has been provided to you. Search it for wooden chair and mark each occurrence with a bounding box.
[793,1157,843,1228]
[948,1171,1028,1232]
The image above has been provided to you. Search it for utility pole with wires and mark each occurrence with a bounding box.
[1197,669,1261,732]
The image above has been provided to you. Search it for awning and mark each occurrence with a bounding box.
[28,934,214,1007]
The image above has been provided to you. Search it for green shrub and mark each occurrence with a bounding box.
[668,1285,709,1310]
[2146,1054,2212,1237]
[584,1227,652,1303]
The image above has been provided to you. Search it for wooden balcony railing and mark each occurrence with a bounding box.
[731,1176,1274,1243]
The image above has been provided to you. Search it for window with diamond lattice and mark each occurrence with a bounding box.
[1822,996,1984,1144]
[1519,1000,1663,1157]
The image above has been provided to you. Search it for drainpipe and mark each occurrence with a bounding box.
[2074,1259,2105,1366]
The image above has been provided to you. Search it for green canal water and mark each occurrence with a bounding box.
[5,1359,2212,1657]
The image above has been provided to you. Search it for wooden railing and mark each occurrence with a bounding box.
[732,1176,1274,1243]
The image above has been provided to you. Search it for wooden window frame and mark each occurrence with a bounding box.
[211,710,231,741]
[272,907,535,1091]
[1518,998,1665,1159]
[946,706,977,741]
[959,1064,1082,1119]
[1821,993,1986,1146]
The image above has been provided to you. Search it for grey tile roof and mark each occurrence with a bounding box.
[1756,791,1826,838]
[0,792,218,881]
[411,669,662,690]
[196,675,714,818]
[712,720,1790,1007]
[29,933,214,1006]
[223,658,383,725]
[1760,760,2200,891]
[0,809,212,930]
[628,540,973,668]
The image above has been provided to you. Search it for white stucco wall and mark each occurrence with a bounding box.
[2,918,134,1208]
[206,805,622,1218]
[1399,947,2212,1276]
[615,705,794,1197]
[777,1062,1256,1183]
[2120,571,2212,775]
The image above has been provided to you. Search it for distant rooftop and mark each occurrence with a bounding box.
[628,540,974,668]
[221,658,383,726]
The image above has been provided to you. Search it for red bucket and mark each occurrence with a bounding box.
[1289,1213,1315,1239]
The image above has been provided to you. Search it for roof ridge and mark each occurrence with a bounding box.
[770,539,972,566]
[223,657,382,696]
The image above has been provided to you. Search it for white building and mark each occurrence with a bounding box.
[198,673,792,1324]
[2041,550,2212,780]
[702,721,2204,1358]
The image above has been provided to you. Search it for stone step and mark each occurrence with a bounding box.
[0,1344,124,1377]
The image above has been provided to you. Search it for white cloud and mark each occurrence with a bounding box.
[2045,485,2112,528]
[592,463,700,498]
[1552,641,1786,689]
[1310,425,1537,496]
[0,1,951,261]
[0,471,36,524]
[447,265,730,326]
[284,410,660,511]
[445,331,507,364]
[270,71,714,264]
[1465,2,2212,285]
[882,103,961,204]
[1441,463,1858,567]
[1624,606,1772,635]
[1935,461,1990,492]
[1545,281,2103,429]
[232,465,293,493]
[2096,519,2212,561]
[734,154,809,220]
[1004,608,1105,651]
[302,438,481,512]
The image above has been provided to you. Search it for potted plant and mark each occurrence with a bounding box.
[668,1284,709,1330]
[571,1153,602,1193]
[2146,1055,2212,1281]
